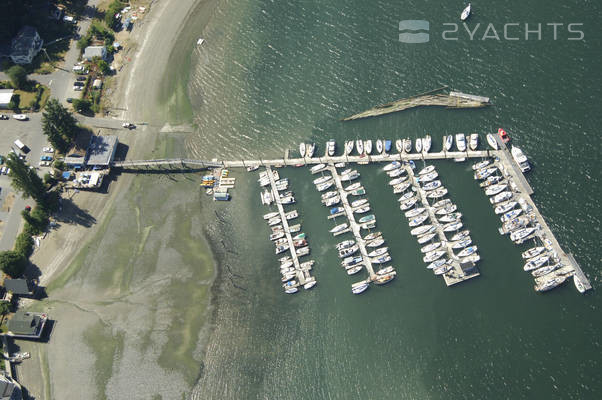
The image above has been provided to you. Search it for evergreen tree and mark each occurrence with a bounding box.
[6,65,27,89]
[6,153,46,204]
[42,98,78,153]
[0,250,27,278]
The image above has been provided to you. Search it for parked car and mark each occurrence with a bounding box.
[43,146,54,153]
[63,15,77,24]
[0,114,8,120]
[73,81,85,87]
[13,114,28,121]
[39,161,51,167]
[76,76,87,81]
[122,122,136,129]
[40,155,53,161]
[73,86,83,91]
[0,167,7,175]
[66,98,73,103]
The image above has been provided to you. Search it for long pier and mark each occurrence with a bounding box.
[328,165,377,280]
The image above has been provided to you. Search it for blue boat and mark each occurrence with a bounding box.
[330,207,343,214]
[384,140,392,152]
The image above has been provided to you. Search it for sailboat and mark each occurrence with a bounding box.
[395,139,403,153]
[376,139,384,154]
[461,3,471,21]
[299,143,306,157]
[364,140,373,155]
[356,139,364,155]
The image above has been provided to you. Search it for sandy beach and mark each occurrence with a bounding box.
[17,0,220,399]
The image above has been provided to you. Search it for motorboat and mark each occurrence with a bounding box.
[307,143,316,158]
[316,181,334,192]
[288,224,301,233]
[485,183,508,196]
[393,182,411,194]
[299,143,306,157]
[313,175,332,185]
[324,196,340,207]
[340,172,360,182]
[416,171,438,182]
[280,196,296,205]
[366,237,385,248]
[408,214,429,227]
[422,135,432,152]
[469,133,479,150]
[438,212,462,223]
[296,246,310,256]
[427,258,447,270]
[280,260,294,269]
[535,276,567,292]
[410,224,434,236]
[416,225,437,237]
[326,139,336,156]
[417,232,437,244]
[479,175,503,187]
[347,265,363,275]
[422,180,442,191]
[270,231,285,241]
[433,263,453,276]
[360,221,377,231]
[321,190,338,200]
[395,139,403,153]
[373,273,396,285]
[293,232,306,240]
[364,232,382,241]
[368,247,388,258]
[340,168,353,176]
[268,217,282,226]
[275,244,289,255]
[523,255,550,272]
[455,134,466,151]
[498,128,510,143]
[304,280,317,290]
[405,207,426,218]
[461,3,471,21]
[415,137,422,152]
[377,266,395,275]
[494,200,517,214]
[443,221,462,232]
[426,187,448,199]
[345,140,354,155]
[284,287,299,294]
[285,210,298,220]
[355,139,364,155]
[436,204,458,215]
[358,214,376,224]
[487,134,498,150]
[574,275,586,294]
[418,165,436,176]
[503,216,531,234]
[532,263,560,278]
[351,198,369,208]
[384,140,392,153]
[350,188,366,196]
[352,283,369,294]
[388,168,405,178]
[279,190,293,199]
[310,163,326,174]
[522,246,545,259]
[376,139,384,154]
[398,192,416,202]
[339,245,359,258]
[500,208,523,223]
[432,198,452,209]
[293,239,307,248]
[510,227,536,242]
[511,146,531,172]
[383,161,402,172]
[399,198,419,210]
[354,206,371,214]
[336,240,355,251]
[330,223,349,234]
[444,135,453,151]
[271,225,283,233]
[489,191,513,204]
[365,140,373,154]
[263,211,279,220]
[457,246,477,258]
[472,160,491,171]
[346,182,362,191]
[389,177,407,186]
[474,167,498,180]
[452,238,472,249]
[403,138,412,153]
[246,165,259,172]
[449,231,470,243]
[423,250,446,263]
[421,241,442,253]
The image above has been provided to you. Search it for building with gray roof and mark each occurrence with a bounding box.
[10,26,43,65]
[86,135,118,167]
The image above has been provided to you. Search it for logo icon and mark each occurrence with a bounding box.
[399,20,430,43]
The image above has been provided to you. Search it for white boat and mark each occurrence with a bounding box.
[263,211,279,220]
[574,275,586,294]
[246,165,259,172]
[485,183,508,196]
[368,247,388,257]
[393,182,411,194]
[408,214,429,227]
[510,227,536,242]
[436,204,458,216]
[313,175,332,185]
[330,223,349,234]
[523,255,550,272]
[421,241,442,253]
[423,250,446,263]
[494,200,517,214]
[377,266,395,275]
[427,258,447,270]
[395,139,403,153]
[426,187,448,199]
[364,231,382,241]
[371,254,391,264]
[350,199,368,208]
[410,224,433,236]
[339,245,359,258]
[403,138,412,153]
[415,137,422,153]
[389,177,407,186]
[460,3,471,21]
[336,240,355,250]
[356,139,364,154]
[261,190,274,205]
[432,199,452,209]
[304,280,317,290]
[324,196,340,207]
[340,172,359,182]
[340,168,353,176]
[422,180,442,191]
[474,166,498,180]
[532,263,560,278]
[500,208,523,222]
[451,230,470,241]
[479,175,503,188]
[405,207,425,218]
[472,160,491,171]
[345,140,354,155]
[352,283,369,294]
[457,246,477,258]
[444,135,453,151]
[364,140,372,154]
[383,161,401,172]
[433,263,453,276]
[299,143,306,157]
[316,181,334,192]
[399,198,419,210]
[422,135,432,152]
[275,244,289,254]
[354,206,370,214]
[284,287,298,294]
[321,190,338,200]
[443,221,463,232]
[347,265,363,275]
[398,192,415,202]
[280,196,295,205]
[374,272,396,285]
[511,146,531,172]
[452,238,472,249]
[418,165,435,176]
[438,212,462,223]
[535,276,567,292]
[346,182,362,191]
[376,139,383,154]
[455,134,466,151]
[469,133,479,150]
[342,255,363,267]
[417,232,437,244]
[486,134,498,150]
[327,139,336,156]
[366,237,385,248]
[388,168,405,178]
[307,143,316,157]
[310,163,326,174]
[416,170,438,182]
[289,224,301,233]
[522,246,545,259]
[270,231,285,241]
[490,191,513,204]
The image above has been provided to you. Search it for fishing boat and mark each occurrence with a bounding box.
[522,246,545,259]
[336,240,355,250]
[421,241,442,253]
[485,183,508,196]
[351,198,368,208]
[354,206,371,214]
[500,208,523,222]
[352,283,369,294]
[374,273,396,285]
[511,146,531,172]
[418,165,436,176]
[263,211,279,220]
[316,181,334,192]
[339,245,359,258]
[304,280,317,290]
[344,140,354,155]
[489,191,513,204]
[452,238,472,249]
[388,168,405,178]
[307,142,316,157]
[494,200,517,214]
[350,188,366,196]
[376,139,384,154]
[395,139,403,153]
[393,182,411,194]
[457,246,477,258]
[498,128,510,143]
[399,198,419,210]
[444,135,453,151]
[366,237,385,248]
[405,207,425,218]
[404,138,412,153]
[574,275,586,294]
[384,140,392,153]
[368,247,388,258]
[427,258,447,270]
[321,190,338,200]
[422,135,432,152]
[426,187,448,199]
[408,214,429,227]
[358,214,376,224]
[346,182,362,191]
[469,133,479,150]
[438,212,462,223]
[486,134,498,149]
[535,276,567,292]
[330,223,349,234]
[327,139,336,156]
[353,139,363,155]
[460,3,471,21]
[364,140,373,154]
[451,230,470,241]
[364,231,382,241]
[310,163,326,174]
[423,250,446,263]
[455,133,466,152]
[383,161,401,172]
[472,160,491,170]
[532,263,560,278]
[415,137,422,152]
[299,143,306,157]
[479,175,503,187]
[313,175,332,185]
[410,224,434,236]
[523,255,550,272]
[443,221,463,232]
[347,265,363,275]
[422,180,442,191]
[417,232,437,244]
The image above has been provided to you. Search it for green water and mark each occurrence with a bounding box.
[162,0,602,398]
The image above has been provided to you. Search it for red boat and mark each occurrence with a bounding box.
[498,128,510,143]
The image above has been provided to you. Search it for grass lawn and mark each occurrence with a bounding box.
[11,85,50,111]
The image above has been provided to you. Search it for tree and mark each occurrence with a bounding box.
[6,65,27,89]
[42,98,78,153]
[6,153,46,204]
[97,59,111,75]
[0,250,27,278]
[72,98,91,114]
[0,301,10,316]
[21,208,49,235]
[14,232,34,258]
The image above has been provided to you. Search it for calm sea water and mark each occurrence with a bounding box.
[170,0,601,398]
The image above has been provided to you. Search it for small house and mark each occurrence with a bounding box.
[83,45,107,61]
[92,79,103,89]
[10,26,43,65]
[6,311,48,339]
[0,373,21,400]
[4,279,35,297]
[0,89,14,108]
